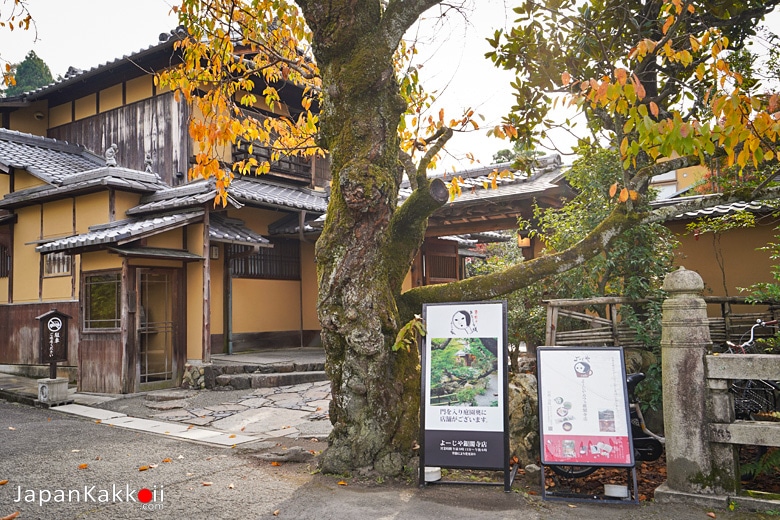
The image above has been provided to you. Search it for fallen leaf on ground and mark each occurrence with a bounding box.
[271,461,281,467]
[78,463,88,470]
[202,482,213,486]
[187,425,194,430]
[273,510,280,516]
[139,465,150,472]
[1,511,20,520]
[94,420,101,424]
[0,479,8,486]
[337,480,348,486]
[162,458,172,463]
[240,426,246,432]
[229,434,236,438]
[707,513,716,519]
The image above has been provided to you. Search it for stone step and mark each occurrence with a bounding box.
[213,371,328,390]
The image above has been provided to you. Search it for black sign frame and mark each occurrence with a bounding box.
[418,301,516,491]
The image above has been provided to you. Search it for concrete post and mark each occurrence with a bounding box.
[661,267,726,494]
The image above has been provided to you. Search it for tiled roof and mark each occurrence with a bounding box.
[0,129,103,182]
[36,211,204,253]
[652,196,777,221]
[209,213,271,246]
[128,177,329,215]
[399,154,566,207]
[0,36,179,101]
[0,129,168,209]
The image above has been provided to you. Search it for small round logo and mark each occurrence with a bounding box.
[138,488,153,503]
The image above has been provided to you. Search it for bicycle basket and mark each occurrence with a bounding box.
[731,380,776,418]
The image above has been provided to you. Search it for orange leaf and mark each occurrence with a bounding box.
[338,480,348,486]
[229,434,236,439]
[271,461,281,467]
[707,514,716,519]
[139,465,150,472]
[1,512,20,520]
[609,183,618,198]
[629,190,639,200]
[94,420,101,424]
[619,188,629,202]
[0,480,7,486]
[78,463,88,470]
[162,458,172,463]
[649,101,659,118]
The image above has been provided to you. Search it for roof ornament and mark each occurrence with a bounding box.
[105,143,118,167]
[144,152,153,173]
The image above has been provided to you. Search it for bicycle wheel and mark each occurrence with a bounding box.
[549,465,598,478]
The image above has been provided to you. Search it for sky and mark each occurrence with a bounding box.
[0,0,549,172]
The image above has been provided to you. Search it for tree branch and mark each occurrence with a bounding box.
[397,204,640,321]
[382,0,443,47]
[386,178,449,290]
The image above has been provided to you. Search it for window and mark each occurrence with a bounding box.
[228,239,300,280]
[83,272,121,330]
[0,244,8,278]
[44,251,71,276]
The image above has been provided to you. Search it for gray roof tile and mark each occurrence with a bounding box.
[37,211,203,253]
[209,214,270,246]
[0,129,103,183]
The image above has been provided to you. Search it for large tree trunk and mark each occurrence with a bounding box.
[300,0,440,476]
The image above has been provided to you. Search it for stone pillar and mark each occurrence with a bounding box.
[661,267,725,494]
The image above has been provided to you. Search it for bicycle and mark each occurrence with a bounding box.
[725,319,780,420]
[549,372,665,478]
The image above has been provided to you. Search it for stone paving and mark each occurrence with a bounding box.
[144,381,332,440]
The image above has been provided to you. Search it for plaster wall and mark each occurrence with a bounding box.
[668,220,776,298]
[126,76,153,104]
[99,84,123,113]
[75,192,110,233]
[12,205,42,302]
[186,223,205,360]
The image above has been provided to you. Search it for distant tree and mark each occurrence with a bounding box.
[3,50,52,96]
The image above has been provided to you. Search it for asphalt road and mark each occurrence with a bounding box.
[0,400,772,520]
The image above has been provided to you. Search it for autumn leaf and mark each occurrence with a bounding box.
[229,434,236,438]
[1,512,20,520]
[561,71,571,85]
[337,480,348,486]
[139,465,150,472]
[273,510,280,516]
[271,461,281,467]
[0,479,8,485]
[629,190,639,201]
[162,458,173,463]
[649,101,659,118]
[609,182,618,198]
[619,188,629,202]
[707,513,716,519]
[78,463,88,470]
[94,420,101,424]
[202,481,213,486]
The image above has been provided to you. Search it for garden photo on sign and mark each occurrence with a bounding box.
[428,337,499,407]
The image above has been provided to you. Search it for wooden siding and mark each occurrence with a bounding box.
[79,332,123,393]
[48,93,190,187]
[0,301,79,365]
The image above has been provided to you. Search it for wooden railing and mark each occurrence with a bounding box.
[545,296,779,348]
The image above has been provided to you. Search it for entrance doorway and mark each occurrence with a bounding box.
[137,269,177,389]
